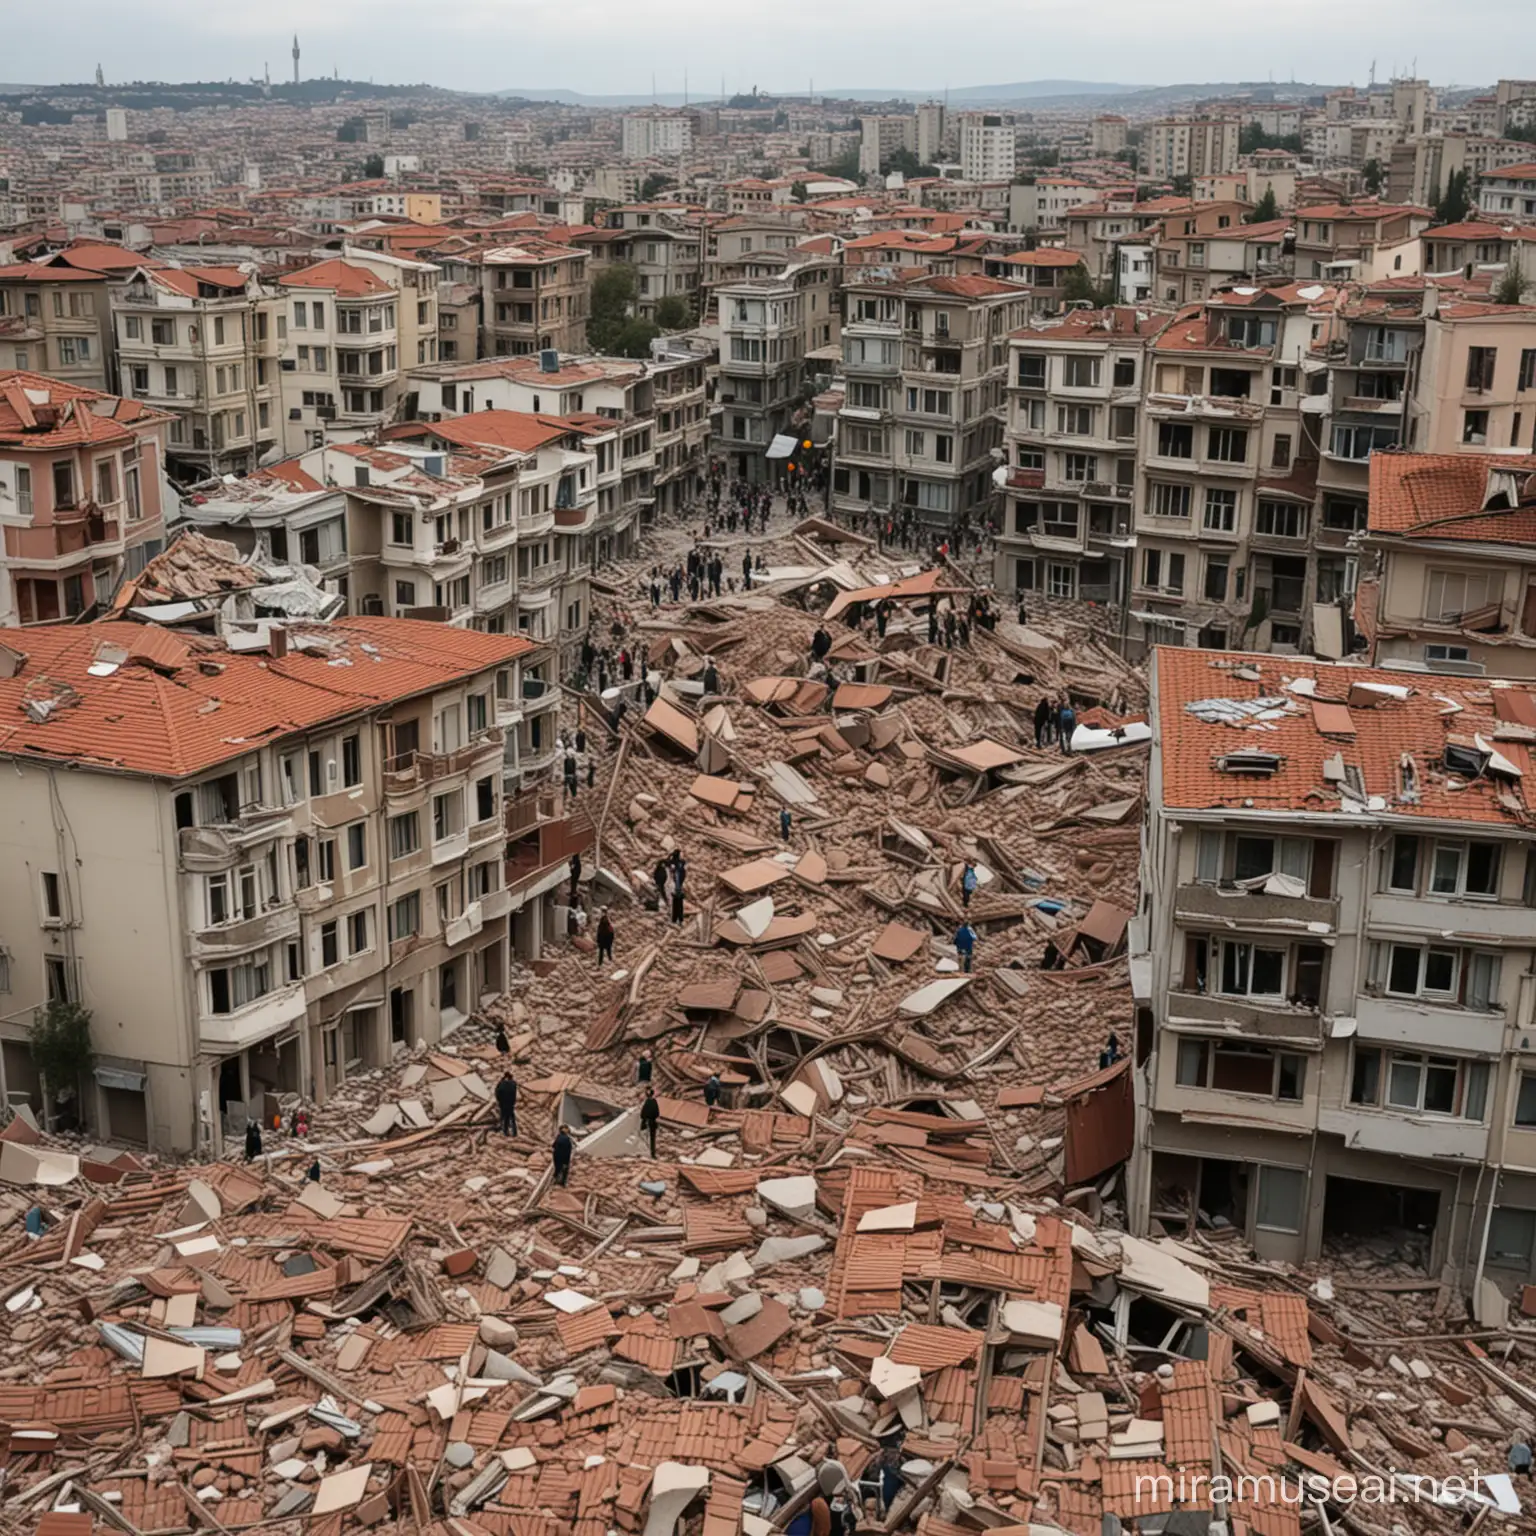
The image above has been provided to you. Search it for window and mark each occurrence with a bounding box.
[207,956,269,1014]
[320,920,340,968]
[1017,353,1046,388]
[1150,482,1191,518]
[1142,547,1185,592]
[475,775,496,822]
[395,580,416,608]
[1219,941,1287,999]
[389,811,420,860]
[1113,356,1136,388]
[346,822,367,871]
[1176,1038,1209,1087]
[469,860,497,899]
[1202,487,1236,532]
[1520,349,1536,392]
[1429,840,1501,898]
[1424,568,1498,623]
[294,301,308,328]
[1046,562,1077,599]
[1255,500,1307,538]
[388,891,421,944]
[1208,427,1249,463]
[124,315,142,340]
[1203,557,1229,601]
[1488,1207,1536,1267]
[1157,421,1193,458]
[1385,944,1459,998]
[52,460,75,509]
[151,318,174,346]
[905,429,926,457]
[316,837,335,883]
[432,791,461,841]
[1271,433,1292,469]
[1063,356,1100,388]
[1466,346,1497,391]
[1057,404,1095,436]
[1256,1166,1305,1233]
[1064,453,1098,483]
[935,434,953,463]
[347,909,370,956]
[1389,835,1420,893]
[40,871,62,922]
[341,733,362,788]
[1331,423,1398,459]
[1464,408,1490,444]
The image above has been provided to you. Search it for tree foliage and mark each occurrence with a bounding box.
[1495,261,1531,306]
[1239,123,1303,154]
[29,1000,94,1102]
[885,148,939,178]
[639,172,672,201]
[815,148,862,182]
[1434,169,1472,225]
[654,293,693,330]
[1063,264,1117,309]
[588,264,660,358]
[1362,158,1384,194]
[1249,187,1280,223]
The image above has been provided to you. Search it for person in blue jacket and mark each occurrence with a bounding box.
[954,921,977,973]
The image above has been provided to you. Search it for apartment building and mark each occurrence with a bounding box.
[1359,450,1536,677]
[276,254,439,455]
[858,115,916,176]
[1145,115,1242,182]
[713,256,839,483]
[1131,286,1323,653]
[831,271,1026,532]
[994,306,1167,608]
[576,207,702,320]
[0,264,111,391]
[1478,162,1536,222]
[0,370,169,628]
[408,345,708,525]
[1291,201,1429,281]
[1131,645,1536,1294]
[620,111,693,159]
[481,241,591,357]
[1405,296,1536,456]
[0,616,586,1157]
[959,114,1016,184]
[1421,221,1536,280]
[1150,202,1288,306]
[179,436,570,771]
[113,264,282,482]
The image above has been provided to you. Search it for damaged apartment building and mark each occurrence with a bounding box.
[1131,645,1536,1297]
[0,616,589,1156]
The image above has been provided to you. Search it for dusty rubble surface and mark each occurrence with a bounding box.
[4,518,1532,1536]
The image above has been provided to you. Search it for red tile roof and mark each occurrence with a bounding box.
[0,371,169,449]
[279,259,391,297]
[1153,646,1536,825]
[425,411,571,455]
[1369,450,1536,542]
[0,618,534,779]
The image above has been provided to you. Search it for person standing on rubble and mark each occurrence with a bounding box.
[1099,1032,1121,1070]
[640,1088,661,1157]
[1058,694,1077,755]
[670,863,686,925]
[961,861,978,910]
[569,851,582,904]
[650,569,662,609]
[954,919,977,973]
[496,1071,519,1137]
[244,1119,262,1162]
[596,908,615,965]
[810,626,832,666]
[704,1073,722,1110]
[780,807,792,841]
[552,1124,574,1186]
[742,551,753,591]
[1033,694,1052,748]
[927,604,939,646]
[703,659,720,696]
[495,1022,510,1056]
[636,1051,653,1086]
[563,747,579,799]
[653,856,670,910]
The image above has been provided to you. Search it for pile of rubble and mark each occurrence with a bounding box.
[5,533,1532,1536]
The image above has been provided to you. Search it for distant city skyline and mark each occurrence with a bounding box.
[3,0,1526,101]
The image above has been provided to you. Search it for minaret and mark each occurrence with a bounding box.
[94,63,104,86]
[292,35,300,85]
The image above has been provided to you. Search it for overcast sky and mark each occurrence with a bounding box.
[7,0,1525,97]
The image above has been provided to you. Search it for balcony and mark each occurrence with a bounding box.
[506,807,593,886]
[1354,992,1505,1056]
[4,506,123,569]
[506,789,561,836]
[1166,987,1324,1045]
[520,675,560,713]
[1176,881,1339,933]
[383,728,504,796]
[516,742,560,779]
[444,900,486,948]
[177,808,296,871]
[189,904,301,959]
[198,981,306,1052]
[1317,1104,1489,1163]
[519,504,556,538]
[432,826,471,866]
[1368,892,1536,944]
[474,576,513,614]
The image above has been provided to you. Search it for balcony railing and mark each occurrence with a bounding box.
[384,727,505,792]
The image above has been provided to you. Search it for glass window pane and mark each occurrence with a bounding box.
[1256,1165,1305,1232]
[1388,1059,1422,1109]
[1515,1073,1536,1127]
[1424,949,1457,994]
[1350,1048,1380,1105]
[1390,835,1418,891]
[1424,1062,1458,1114]
[1430,844,1463,894]
[1251,948,1286,996]
[1489,1207,1536,1264]
[1388,945,1421,994]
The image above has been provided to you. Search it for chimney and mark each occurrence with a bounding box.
[1420,281,1439,319]
[267,625,289,659]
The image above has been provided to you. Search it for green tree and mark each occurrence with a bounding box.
[29,1000,94,1116]
[639,172,672,201]
[1063,264,1116,308]
[1249,186,1280,223]
[1170,174,1194,198]
[1435,169,1472,225]
[1239,123,1303,154]
[588,264,660,357]
[1509,122,1536,145]
[885,148,939,178]
[790,180,809,203]
[361,154,384,179]
[1495,261,1531,306]
[654,293,693,330]
[818,148,862,181]
[1361,158,1384,194]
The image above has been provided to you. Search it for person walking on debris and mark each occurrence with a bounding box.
[495,1022,510,1055]
[307,1158,322,1183]
[810,626,832,667]
[780,807,792,841]
[636,1050,653,1086]
[552,1124,574,1186]
[742,551,754,591]
[244,1119,262,1162]
[961,860,978,910]
[496,1071,519,1137]
[704,1073,722,1109]
[1058,694,1077,755]
[640,1087,661,1157]
[650,569,662,609]
[703,659,719,695]
[569,851,582,903]
[927,604,940,646]
[596,907,615,965]
[1033,694,1053,748]
[954,919,977,973]
[1099,1031,1122,1070]
[653,856,670,909]
[563,747,579,798]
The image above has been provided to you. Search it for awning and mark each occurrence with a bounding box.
[94,1067,147,1093]
[766,434,798,460]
